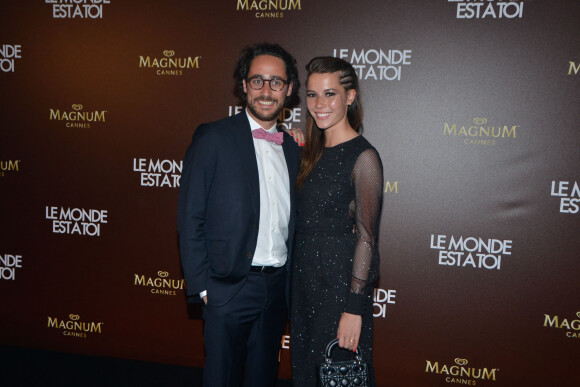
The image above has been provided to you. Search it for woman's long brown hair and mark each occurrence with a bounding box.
[296,56,363,188]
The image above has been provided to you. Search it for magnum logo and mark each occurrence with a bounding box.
[47,314,104,339]
[139,50,201,76]
[134,271,186,296]
[569,61,579,76]
[49,104,107,128]
[236,0,301,18]
[384,181,398,194]
[0,160,20,177]
[426,357,499,383]
[444,118,517,146]
[544,312,580,339]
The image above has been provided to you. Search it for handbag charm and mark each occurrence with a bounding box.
[318,338,369,387]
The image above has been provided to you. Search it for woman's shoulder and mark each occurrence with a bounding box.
[352,136,383,169]
[351,135,378,154]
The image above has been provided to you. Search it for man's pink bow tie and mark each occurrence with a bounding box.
[252,128,284,145]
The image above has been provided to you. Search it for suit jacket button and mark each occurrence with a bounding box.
[246,252,253,259]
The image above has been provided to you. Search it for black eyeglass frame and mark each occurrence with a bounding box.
[246,76,288,91]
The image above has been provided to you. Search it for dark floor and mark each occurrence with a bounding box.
[1,346,292,387]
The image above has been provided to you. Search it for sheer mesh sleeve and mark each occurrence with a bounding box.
[345,147,383,315]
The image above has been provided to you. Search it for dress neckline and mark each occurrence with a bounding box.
[324,135,361,150]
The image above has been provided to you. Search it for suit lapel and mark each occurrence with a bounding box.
[278,128,297,264]
[279,128,297,208]
[230,112,297,219]
[231,112,260,216]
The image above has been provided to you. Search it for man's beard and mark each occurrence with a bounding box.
[247,97,284,123]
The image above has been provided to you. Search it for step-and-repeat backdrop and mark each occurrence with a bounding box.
[1,1,578,385]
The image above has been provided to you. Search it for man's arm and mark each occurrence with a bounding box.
[177,124,216,302]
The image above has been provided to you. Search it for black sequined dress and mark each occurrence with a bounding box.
[291,135,383,386]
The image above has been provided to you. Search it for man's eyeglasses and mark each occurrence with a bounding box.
[246,76,288,91]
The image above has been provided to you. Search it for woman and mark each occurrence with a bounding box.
[291,56,383,386]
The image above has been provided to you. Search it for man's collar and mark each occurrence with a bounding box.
[245,109,277,133]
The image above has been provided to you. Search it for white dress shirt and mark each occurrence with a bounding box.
[246,110,290,267]
[200,111,290,299]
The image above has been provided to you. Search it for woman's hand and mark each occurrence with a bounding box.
[284,128,305,146]
[337,312,362,351]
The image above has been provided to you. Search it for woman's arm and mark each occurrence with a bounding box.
[337,147,384,350]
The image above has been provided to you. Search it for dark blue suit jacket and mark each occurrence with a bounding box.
[177,112,298,307]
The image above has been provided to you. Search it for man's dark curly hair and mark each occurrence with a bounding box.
[233,43,300,103]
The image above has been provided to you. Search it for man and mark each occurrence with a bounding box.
[177,43,300,387]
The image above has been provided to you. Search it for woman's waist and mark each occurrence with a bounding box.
[295,223,354,237]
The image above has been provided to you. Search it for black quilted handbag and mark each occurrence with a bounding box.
[318,338,369,387]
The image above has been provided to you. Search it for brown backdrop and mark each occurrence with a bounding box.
[1,1,579,385]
